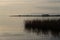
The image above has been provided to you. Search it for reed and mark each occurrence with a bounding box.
[24,19,60,35]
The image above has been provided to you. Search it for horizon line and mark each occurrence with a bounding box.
[10,14,60,17]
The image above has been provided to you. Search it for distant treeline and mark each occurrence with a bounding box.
[24,19,60,35]
[10,14,60,17]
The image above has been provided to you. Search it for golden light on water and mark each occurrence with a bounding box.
[0,25,24,32]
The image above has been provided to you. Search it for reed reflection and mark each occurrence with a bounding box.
[24,19,60,36]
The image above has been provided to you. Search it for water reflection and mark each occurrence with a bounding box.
[24,19,60,36]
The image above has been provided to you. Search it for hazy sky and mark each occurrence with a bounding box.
[0,0,60,15]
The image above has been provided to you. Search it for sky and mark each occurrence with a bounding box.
[0,0,60,15]
[0,0,60,33]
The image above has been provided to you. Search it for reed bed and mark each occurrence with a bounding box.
[24,19,60,35]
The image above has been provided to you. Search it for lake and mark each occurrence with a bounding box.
[0,15,60,40]
[0,0,60,40]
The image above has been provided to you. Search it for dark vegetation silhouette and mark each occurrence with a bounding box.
[10,14,60,17]
[24,19,60,36]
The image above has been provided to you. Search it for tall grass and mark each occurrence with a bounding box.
[24,19,60,35]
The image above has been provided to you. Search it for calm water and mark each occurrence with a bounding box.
[0,15,60,40]
[0,0,60,40]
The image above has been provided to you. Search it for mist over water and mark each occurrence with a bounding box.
[0,0,60,40]
[0,15,60,40]
[0,16,59,40]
